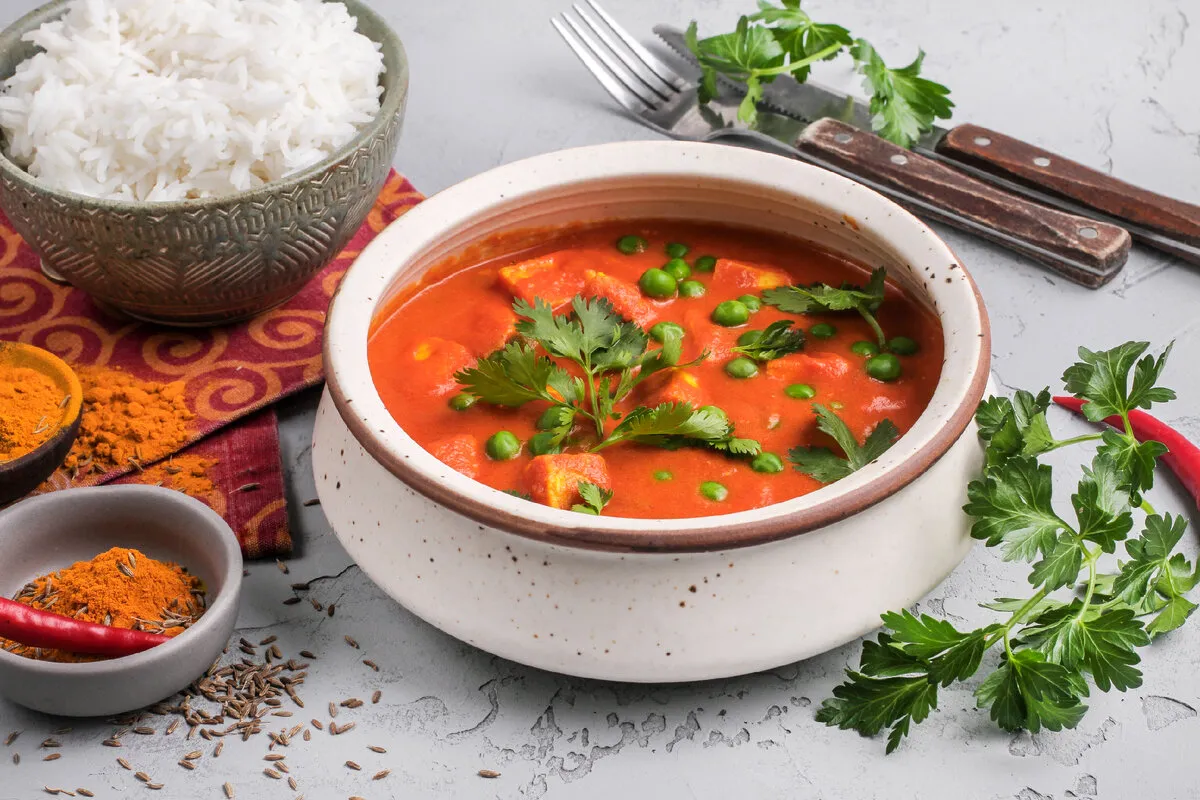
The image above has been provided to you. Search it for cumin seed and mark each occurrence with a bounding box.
[263,768,281,779]
[41,738,60,747]
[373,769,390,780]
[328,702,337,718]
[344,635,358,649]
[368,745,386,753]
[177,760,195,770]
[223,783,235,799]
[302,498,320,507]
[326,604,335,617]
[288,776,298,790]
[117,757,132,770]
[362,659,378,672]
[299,650,316,660]
[264,754,285,762]
[13,753,20,765]
[478,769,501,778]
[43,754,61,762]
[259,635,277,646]
[213,741,224,758]
[77,791,94,798]
[345,761,360,771]
[371,690,381,704]
[133,727,155,735]
[276,560,289,574]
[4,731,20,747]
[302,729,311,742]
[282,597,302,606]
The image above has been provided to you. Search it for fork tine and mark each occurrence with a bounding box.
[551,17,651,115]
[583,0,686,89]
[572,3,675,100]
[559,14,661,108]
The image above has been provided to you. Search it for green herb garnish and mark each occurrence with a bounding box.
[788,403,899,482]
[730,319,806,362]
[572,481,614,515]
[686,1,953,148]
[762,268,887,348]
[817,341,1197,753]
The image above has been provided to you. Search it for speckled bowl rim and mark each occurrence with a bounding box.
[0,486,242,675]
[323,141,991,553]
[0,0,408,211]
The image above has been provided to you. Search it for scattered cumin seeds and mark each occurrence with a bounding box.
[478,769,501,778]
[4,730,19,747]
[177,760,195,771]
[288,777,298,791]
[371,690,381,704]
[43,753,61,762]
[117,757,132,770]
[331,722,354,736]
[311,719,324,731]
[302,729,311,742]
[263,768,281,779]
[237,483,260,493]
[367,745,386,754]
[259,635,278,646]
[13,753,20,765]
[223,783,235,799]
[282,597,302,606]
[264,754,286,762]
[298,650,316,660]
[77,791,94,798]
[213,741,224,758]
[372,770,390,780]
[328,702,337,718]
[41,738,61,747]
[362,659,379,672]
[344,635,358,649]
[276,560,289,574]
[102,738,121,748]
[133,727,155,735]
[165,720,180,736]
[345,761,361,771]
[145,784,163,791]
[302,498,320,507]
[327,604,335,617]
[134,772,150,783]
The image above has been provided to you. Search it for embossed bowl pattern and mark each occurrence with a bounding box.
[0,0,408,326]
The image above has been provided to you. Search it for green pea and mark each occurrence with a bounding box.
[785,383,816,399]
[649,321,685,343]
[888,336,920,356]
[616,234,647,255]
[448,393,476,411]
[699,481,729,502]
[693,255,718,272]
[665,242,690,259]
[485,431,521,460]
[725,357,759,379]
[528,431,560,456]
[738,294,762,312]
[751,452,785,474]
[663,258,691,281]
[699,405,729,423]
[866,353,903,382]
[654,470,674,481]
[639,268,677,298]
[712,300,750,327]
[809,322,837,339]
[736,329,763,347]
[850,340,879,357]
[678,279,706,298]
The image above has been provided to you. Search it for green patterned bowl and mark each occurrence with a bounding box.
[0,0,407,327]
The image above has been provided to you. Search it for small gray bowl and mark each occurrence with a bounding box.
[0,0,408,326]
[0,486,242,717]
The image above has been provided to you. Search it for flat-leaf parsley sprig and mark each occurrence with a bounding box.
[817,341,1199,753]
[686,1,953,147]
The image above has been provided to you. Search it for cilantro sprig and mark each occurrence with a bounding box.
[572,481,614,515]
[762,267,888,348]
[731,319,806,362]
[789,403,899,482]
[686,1,953,148]
[817,341,1198,753]
[455,296,759,456]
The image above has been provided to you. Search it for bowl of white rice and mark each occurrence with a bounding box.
[0,0,407,325]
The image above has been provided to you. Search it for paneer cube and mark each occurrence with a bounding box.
[428,434,482,479]
[499,253,584,309]
[766,352,852,383]
[640,369,706,408]
[471,299,519,355]
[522,453,612,510]
[713,258,792,290]
[582,270,657,328]
[407,337,476,398]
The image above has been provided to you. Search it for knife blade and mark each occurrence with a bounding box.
[655,24,1200,266]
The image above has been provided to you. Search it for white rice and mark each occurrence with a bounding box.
[0,0,385,201]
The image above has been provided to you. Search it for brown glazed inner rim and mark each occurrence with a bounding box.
[326,240,991,554]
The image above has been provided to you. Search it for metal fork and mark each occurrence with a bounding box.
[550,1,1133,285]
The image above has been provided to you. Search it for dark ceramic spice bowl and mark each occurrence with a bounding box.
[0,485,242,716]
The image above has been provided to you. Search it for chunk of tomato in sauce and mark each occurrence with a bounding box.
[523,453,612,510]
[498,253,584,310]
[711,258,792,291]
[581,270,657,328]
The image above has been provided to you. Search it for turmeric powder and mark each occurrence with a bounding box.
[139,454,218,498]
[64,366,195,477]
[0,362,66,462]
[0,547,205,663]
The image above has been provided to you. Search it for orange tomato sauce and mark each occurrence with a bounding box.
[368,221,943,518]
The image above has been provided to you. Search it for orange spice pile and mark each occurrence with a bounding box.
[0,362,66,462]
[1,546,205,663]
[63,366,195,478]
[138,454,219,498]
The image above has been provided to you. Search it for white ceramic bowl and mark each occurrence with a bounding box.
[315,141,990,682]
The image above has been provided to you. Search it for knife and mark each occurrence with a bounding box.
[656,24,1200,267]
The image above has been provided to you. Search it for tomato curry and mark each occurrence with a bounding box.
[368,221,943,519]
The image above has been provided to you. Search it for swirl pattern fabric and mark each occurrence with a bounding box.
[0,170,424,557]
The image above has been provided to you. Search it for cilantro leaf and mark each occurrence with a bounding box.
[594,403,731,451]
[455,342,571,407]
[789,404,899,483]
[571,481,614,515]
[708,434,763,457]
[731,319,806,361]
[762,268,885,314]
[1061,341,1177,420]
[974,649,1087,733]
[850,39,954,149]
[963,457,1066,561]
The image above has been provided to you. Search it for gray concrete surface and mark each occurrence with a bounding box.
[2,0,1199,797]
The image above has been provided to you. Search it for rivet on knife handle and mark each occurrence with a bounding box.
[937,124,1200,247]
[795,119,1132,288]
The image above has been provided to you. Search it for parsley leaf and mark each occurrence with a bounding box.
[750,0,852,83]
[1020,605,1150,692]
[963,457,1066,561]
[815,670,939,755]
[850,39,954,149]
[1061,341,1176,421]
[731,319,806,361]
[762,268,888,347]
[1071,455,1133,553]
[974,389,1056,468]
[1097,428,1167,503]
[1112,513,1199,636]
[880,611,1000,686]
[974,649,1087,733]
[788,404,899,482]
[571,481,614,515]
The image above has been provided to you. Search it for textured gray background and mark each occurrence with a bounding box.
[1,0,1199,798]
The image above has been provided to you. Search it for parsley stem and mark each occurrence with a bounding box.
[1076,546,1101,622]
[856,307,887,349]
[983,587,1053,650]
[1048,433,1104,450]
[1141,499,1158,516]
[750,42,847,78]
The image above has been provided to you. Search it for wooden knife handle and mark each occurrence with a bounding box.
[937,123,1200,246]
[795,119,1131,288]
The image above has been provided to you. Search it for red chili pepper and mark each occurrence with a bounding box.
[0,597,171,658]
[1053,395,1200,508]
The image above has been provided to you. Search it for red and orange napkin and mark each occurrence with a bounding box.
[0,171,423,557]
